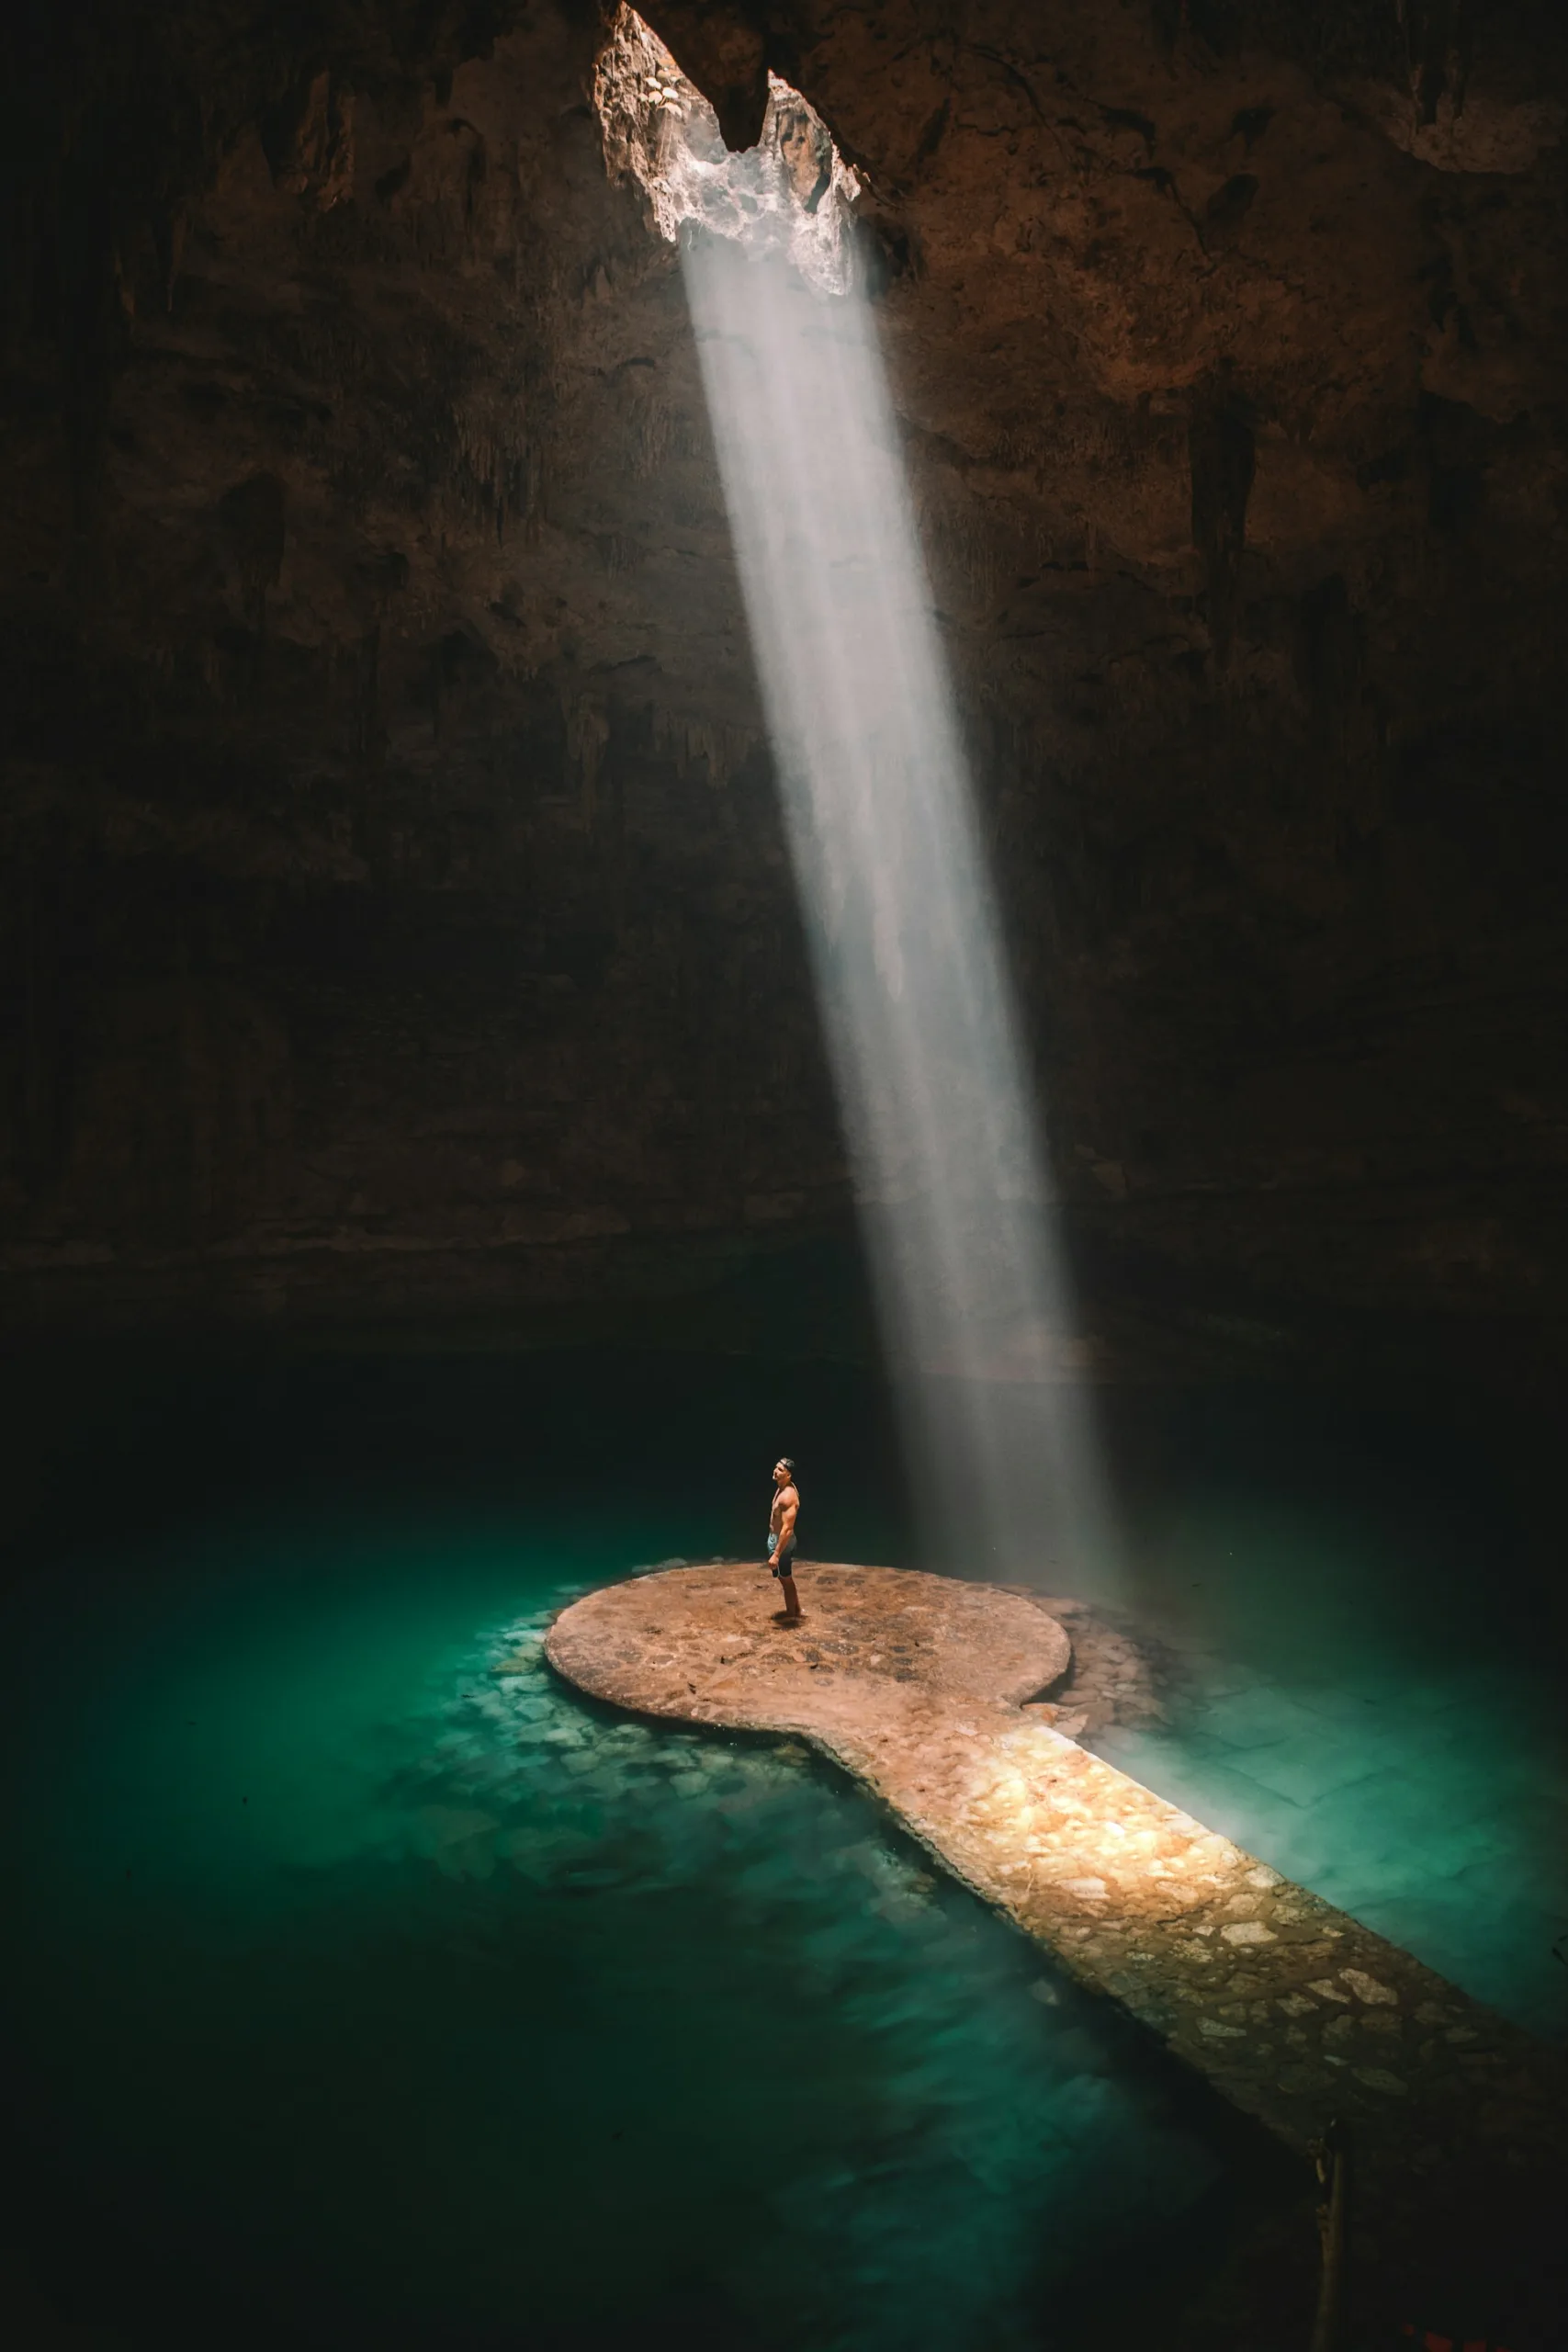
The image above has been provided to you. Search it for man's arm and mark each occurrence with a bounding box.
[776,1490,798,1546]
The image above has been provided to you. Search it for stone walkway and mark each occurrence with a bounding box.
[547,1561,1566,2339]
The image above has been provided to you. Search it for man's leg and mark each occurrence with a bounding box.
[776,1570,801,1622]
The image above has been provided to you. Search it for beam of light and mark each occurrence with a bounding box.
[597,13,1118,1589]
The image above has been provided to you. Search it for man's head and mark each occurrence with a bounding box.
[773,1457,795,1487]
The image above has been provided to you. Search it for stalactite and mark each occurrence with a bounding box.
[1399,0,1472,130]
[1189,392,1255,671]
[565,692,610,832]
[218,471,286,635]
[652,707,755,789]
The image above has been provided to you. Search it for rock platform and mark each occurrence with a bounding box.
[547,1561,1566,2336]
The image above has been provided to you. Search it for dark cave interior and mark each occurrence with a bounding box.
[2,5,1567,2348]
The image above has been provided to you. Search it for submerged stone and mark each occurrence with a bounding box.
[548,1557,1568,2331]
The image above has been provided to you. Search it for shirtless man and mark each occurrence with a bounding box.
[764,1457,802,1623]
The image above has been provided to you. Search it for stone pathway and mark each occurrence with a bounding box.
[547,1561,1566,2340]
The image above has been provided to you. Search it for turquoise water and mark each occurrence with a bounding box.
[2,1478,1239,2351]
[1098,1481,1568,2043]
[6,1351,1562,2346]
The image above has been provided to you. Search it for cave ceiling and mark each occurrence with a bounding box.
[3,0,1567,1371]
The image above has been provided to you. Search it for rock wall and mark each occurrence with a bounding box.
[3,1,1566,1372]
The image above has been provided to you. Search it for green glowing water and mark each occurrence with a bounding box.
[3,1495,1228,2351]
[1095,1483,1568,2041]
[5,1351,1562,2347]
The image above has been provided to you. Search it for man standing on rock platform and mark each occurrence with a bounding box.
[764,1457,801,1623]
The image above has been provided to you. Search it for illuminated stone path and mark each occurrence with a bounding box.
[547,1562,1565,2333]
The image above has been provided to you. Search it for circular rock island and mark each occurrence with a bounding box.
[545,1549,1568,2304]
[545,1559,1071,1742]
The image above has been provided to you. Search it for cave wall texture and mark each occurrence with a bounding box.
[3,0,1566,1376]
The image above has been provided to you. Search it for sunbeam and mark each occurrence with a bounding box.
[598,11,1117,1588]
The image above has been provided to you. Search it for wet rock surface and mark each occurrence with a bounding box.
[547,1558,1073,1736]
[1008,1589,1168,1743]
[550,1560,1568,2338]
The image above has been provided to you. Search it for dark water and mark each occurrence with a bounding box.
[1,1351,1252,2352]
[2,1349,1562,2348]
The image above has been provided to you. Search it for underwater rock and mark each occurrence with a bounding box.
[548,1557,1568,2334]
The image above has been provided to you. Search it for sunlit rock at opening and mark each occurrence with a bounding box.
[596,13,1116,1589]
[593,6,861,296]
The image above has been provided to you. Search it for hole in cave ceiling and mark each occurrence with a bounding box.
[592,6,862,297]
